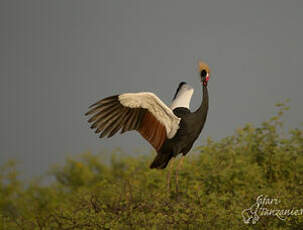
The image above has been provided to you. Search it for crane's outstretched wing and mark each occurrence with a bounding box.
[170,82,194,110]
[85,92,180,151]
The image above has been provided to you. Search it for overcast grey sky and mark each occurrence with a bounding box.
[1,1,302,178]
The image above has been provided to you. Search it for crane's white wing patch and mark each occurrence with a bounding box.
[119,92,180,138]
[170,84,194,110]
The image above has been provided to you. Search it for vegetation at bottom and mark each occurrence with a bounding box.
[0,103,302,230]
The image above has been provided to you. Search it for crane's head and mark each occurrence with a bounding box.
[198,61,210,86]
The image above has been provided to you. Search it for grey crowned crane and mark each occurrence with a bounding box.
[86,61,210,190]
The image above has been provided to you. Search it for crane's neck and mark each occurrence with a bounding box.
[195,84,208,129]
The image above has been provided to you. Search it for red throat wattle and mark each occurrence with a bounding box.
[203,74,209,86]
[206,74,210,82]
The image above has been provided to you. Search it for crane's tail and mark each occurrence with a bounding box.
[150,153,172,169]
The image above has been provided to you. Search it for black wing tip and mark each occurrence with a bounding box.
[86,95,120,117]
[88,95,120,108]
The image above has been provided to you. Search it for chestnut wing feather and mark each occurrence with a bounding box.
[137,111,167,151]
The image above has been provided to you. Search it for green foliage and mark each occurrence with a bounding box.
[0,103,302,229]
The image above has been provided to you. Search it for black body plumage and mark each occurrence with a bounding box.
[150,85,209,169]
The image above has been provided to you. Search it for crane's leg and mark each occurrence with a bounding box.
[167,157,175,192]
[175,155,184,194]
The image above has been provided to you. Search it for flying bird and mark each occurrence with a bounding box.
[86,61,210,189]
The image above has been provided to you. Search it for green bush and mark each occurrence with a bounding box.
[1,103,302,229]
